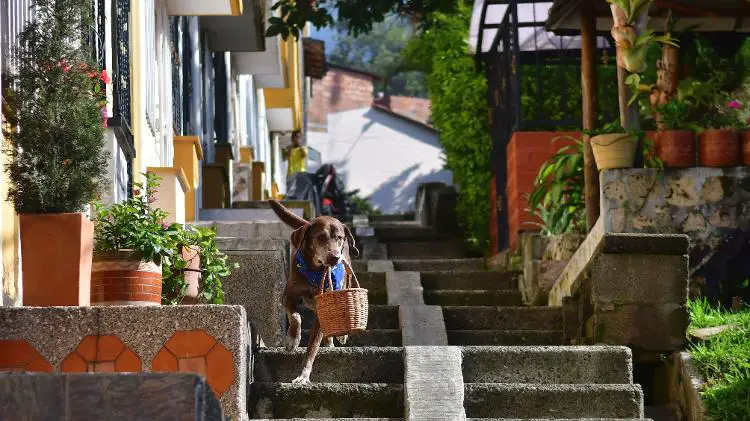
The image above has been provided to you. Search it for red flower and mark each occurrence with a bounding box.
[100,69,111,84]
[727,100,741,110]
[87,71,97,79]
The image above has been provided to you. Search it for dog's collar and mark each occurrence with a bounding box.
[295,249,345,291]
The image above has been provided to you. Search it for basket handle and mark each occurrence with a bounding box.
[317,267,333,294]
[342,259,360,289]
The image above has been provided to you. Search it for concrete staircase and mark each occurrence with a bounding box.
[246,215,649,421]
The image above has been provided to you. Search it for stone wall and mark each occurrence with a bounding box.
[600,167,750,302]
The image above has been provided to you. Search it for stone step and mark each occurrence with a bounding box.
[370,214,415,223]
[460,346,632,384]
[464,383,644,419]
[248,383,404,419]
[300,329,401,347]
[374,226,441,242]
[253,347,403,383]
[468,419,652,420]
[393,258,486,272]
[387,241,467,259]
[256,419,404,421]
[300,305,398,330]
[420,270,517,290]
[351,260,368,273]
[448,330,564,346]
[424,290,522,306]
[354,272,387,304]
[442,306,562,331]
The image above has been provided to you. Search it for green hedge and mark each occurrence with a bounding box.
[404,6,492,252]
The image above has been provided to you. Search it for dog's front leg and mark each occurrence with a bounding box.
[292,318,324,384]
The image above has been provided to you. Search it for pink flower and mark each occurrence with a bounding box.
[100,69,111,84]
[727,100,741,109]
[57,59,71,73]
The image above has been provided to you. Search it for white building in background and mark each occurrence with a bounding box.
[307,64,452,213]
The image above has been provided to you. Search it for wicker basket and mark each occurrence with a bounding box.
[315,260,369,337]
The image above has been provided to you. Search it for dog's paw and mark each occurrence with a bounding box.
[336,335,348,345]
[291,374,311,384]
[283,332,301,351]
[323,337,335,347]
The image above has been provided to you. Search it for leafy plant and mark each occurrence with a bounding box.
[162,225,235,305]
[527,137,585,236]
[403,4,491,252]
[3,0,110,213]
[655,99,694,130]
[93,173,234,304]
[93,174,180,265]
[346,190,382,216]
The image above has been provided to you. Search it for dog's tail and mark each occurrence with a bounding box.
[268,199,308,229]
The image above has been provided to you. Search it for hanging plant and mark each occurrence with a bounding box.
[608,0,678,74]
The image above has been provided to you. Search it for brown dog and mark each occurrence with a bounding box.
[268,200,358,384]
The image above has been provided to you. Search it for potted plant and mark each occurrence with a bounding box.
[652,99,696,168]
[91,174,179,306]
[698,96,742,168]
[162,225,234,305]
[3,0,109,306]
[586,123,641,170]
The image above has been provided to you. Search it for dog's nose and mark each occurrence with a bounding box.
[325,253,340,266]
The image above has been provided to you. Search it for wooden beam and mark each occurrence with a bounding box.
[580,5,599,232]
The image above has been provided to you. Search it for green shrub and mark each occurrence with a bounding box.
[4,0,109,213]
[404,5,491,252]
[688,299,750,421]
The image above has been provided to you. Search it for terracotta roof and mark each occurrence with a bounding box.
[373,95,432,128]
[327,63,383,81]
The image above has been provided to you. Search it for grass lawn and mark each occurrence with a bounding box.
[687,299,750,421]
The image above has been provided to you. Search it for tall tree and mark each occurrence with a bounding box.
[328,15,427,98]
[266,0,459,39]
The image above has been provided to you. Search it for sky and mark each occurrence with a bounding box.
[310,9,339,55]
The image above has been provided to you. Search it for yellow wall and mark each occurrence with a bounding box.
[1,108,20,305]
[263,35,303,131]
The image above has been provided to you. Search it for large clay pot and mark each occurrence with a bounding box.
[91,251,162,306]
[653,130,695,168]
[742,131,750,165]
[20,213,94,306]
[698,129,740,167]
[179,245,201,304]
[590,133,638,170]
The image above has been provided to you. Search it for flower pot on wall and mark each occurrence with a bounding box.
[180,245,201,305]
[742,131,750,165]
[653,130,695,168]
[590,133,638,170]
[20,213,94,306]
[91,251,162,306]
[699,129,740,168]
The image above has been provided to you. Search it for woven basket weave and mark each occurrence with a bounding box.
[315,260,369,337]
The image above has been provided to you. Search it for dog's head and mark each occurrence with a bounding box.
[268,199,360,270]
[292,216,359,270]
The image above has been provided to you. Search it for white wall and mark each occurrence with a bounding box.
[307,107,452,213]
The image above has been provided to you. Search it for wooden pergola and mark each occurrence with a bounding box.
[545,0,750,232]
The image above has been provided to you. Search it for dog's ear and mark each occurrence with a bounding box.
[344,225,360,258]
[290,223,310,250]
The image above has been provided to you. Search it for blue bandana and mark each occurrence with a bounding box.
[295,249,346,291]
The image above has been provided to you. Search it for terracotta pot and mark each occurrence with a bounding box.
[698,129,740,167]
[179,245,201,305]
[91,251,162,306]
[590,133,638,170]
[653,130,695,168]
[20,213,94,306]
[742,131,750,165]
